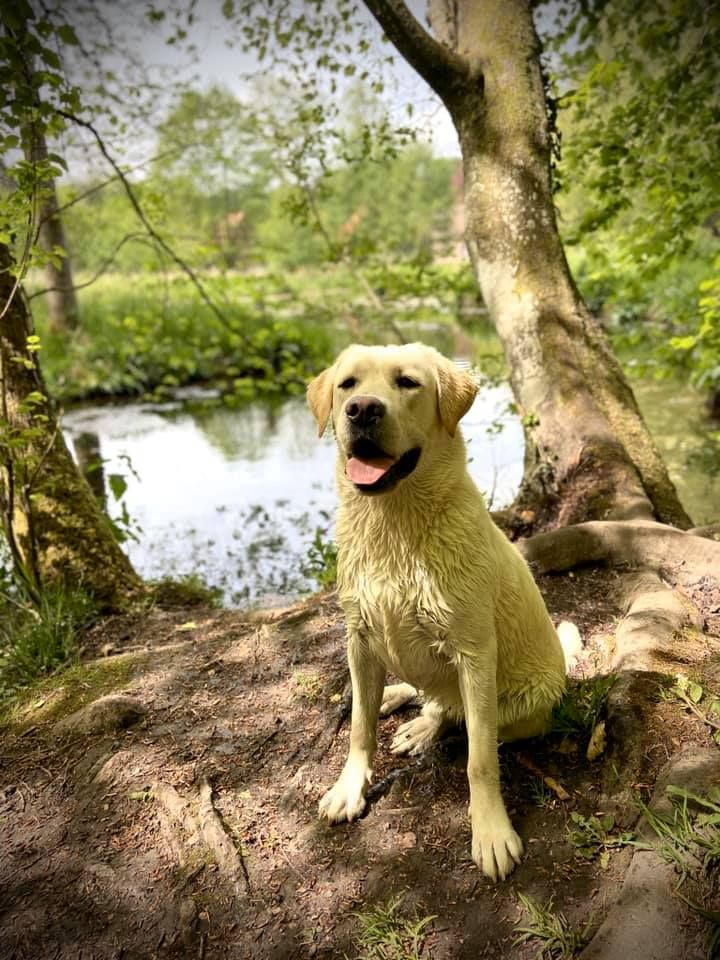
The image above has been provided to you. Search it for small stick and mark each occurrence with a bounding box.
[516,753,571,801]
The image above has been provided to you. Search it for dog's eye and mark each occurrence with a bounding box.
[339,377,357,390]
[396,376,420,389]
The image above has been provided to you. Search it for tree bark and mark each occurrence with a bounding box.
[0,243,141,606]
[27,126,80,334]
[364,0,691,531]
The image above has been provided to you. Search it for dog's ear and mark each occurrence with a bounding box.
[436,357,478,436]
[307,364,336,437]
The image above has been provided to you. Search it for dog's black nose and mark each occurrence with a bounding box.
[345,395,385,427]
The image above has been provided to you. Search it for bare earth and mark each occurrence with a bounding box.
[1,567,719,959]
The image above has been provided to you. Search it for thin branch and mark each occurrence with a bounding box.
[27,232,152,299]
[362,0,469,103]
[49,146,189,220]
[55,109,253,347]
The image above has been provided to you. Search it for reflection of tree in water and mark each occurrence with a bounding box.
[182,396,322,462]
[73,431,106,508]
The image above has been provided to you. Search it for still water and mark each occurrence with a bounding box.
[62,378,718,607]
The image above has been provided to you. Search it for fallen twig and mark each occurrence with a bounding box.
[515,752,571,801]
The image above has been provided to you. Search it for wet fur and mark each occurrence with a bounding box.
[307,343,572,881]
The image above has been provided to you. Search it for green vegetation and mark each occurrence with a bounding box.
[566,812,635,867]
[551,675,616,739]
[351,895,435,960]
[551,1,720,400]
[302,524,338,591]
[0,651,139,733]
[0,588,98,700]
[659,675,720,746]
[514,893,593,959]
[30,260,483,405]
[639,785,720,878]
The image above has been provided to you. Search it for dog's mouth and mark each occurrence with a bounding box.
[345,438,421,494]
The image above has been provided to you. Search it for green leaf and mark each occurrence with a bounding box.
[57,24,79,45]
[108,473,128,501]
[688,683,704,704]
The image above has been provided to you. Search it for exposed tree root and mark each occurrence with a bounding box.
[612,569,705,673]
[519,520,720,580]
[152,778,250,895]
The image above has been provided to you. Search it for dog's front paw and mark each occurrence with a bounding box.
[318,764,371,823]
[471,819,524,882]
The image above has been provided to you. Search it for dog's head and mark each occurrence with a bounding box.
[307,343,478,495]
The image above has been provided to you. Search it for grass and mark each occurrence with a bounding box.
[33,270,339,403]
[351,895,435,960]
[639,785,720,878]
[150,573,223,609]
[551,675,616,739]
[514,893,593,959]
[0,587,99,701]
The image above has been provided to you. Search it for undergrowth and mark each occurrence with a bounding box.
[551,675,616,739]
[514,893,593,959]
[350,895,435,960]
[0,587,98,699]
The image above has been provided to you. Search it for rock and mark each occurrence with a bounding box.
[53,695,147,739]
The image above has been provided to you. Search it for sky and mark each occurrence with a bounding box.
[62,0,462,180]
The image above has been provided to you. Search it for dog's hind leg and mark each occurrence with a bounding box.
[391,699,451,755]
[380,682,418,716]
[496,688,556,743]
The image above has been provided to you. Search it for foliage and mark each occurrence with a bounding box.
[549,0,720,393]
[33,270,338,402]
[351,895,435,960]
[551,675,616,738]
[294,671,325,703]
[302,522,338,590]
[639,784,720,875]
[514,893,593,959]
[659,674,720,746]
[566,812,635,867]
[0,587,98,698]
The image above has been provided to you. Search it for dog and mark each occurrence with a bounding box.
[306,342,580,881]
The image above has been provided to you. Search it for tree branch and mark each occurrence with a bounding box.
[362,0,469,103]
[28,232,151,299]
[55,110,253,347]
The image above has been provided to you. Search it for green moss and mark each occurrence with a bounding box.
[0,652,145,734]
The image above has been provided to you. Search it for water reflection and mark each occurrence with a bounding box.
[62,386,522,605]
[62,376,718,607]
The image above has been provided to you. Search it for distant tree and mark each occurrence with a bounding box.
[0,2,141,603]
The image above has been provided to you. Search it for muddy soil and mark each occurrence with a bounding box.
[1,568,719,960]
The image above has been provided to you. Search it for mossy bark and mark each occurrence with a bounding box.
[366,0,691,531]
[443,0,690,530]
[0,243,141,605]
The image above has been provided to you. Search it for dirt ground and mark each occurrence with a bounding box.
[1,567,719,960]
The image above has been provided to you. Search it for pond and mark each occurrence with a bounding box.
[62,375,719,607]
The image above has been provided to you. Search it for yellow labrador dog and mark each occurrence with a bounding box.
[307,343,579,881]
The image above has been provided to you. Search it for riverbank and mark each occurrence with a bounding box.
[2,569,718,959]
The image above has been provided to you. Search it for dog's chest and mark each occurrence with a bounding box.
[344,561,456,688]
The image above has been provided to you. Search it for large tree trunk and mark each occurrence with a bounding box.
[0,243,140,606]
[364,0,691,531]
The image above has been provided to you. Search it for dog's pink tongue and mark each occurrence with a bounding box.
[346,456,394,485]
